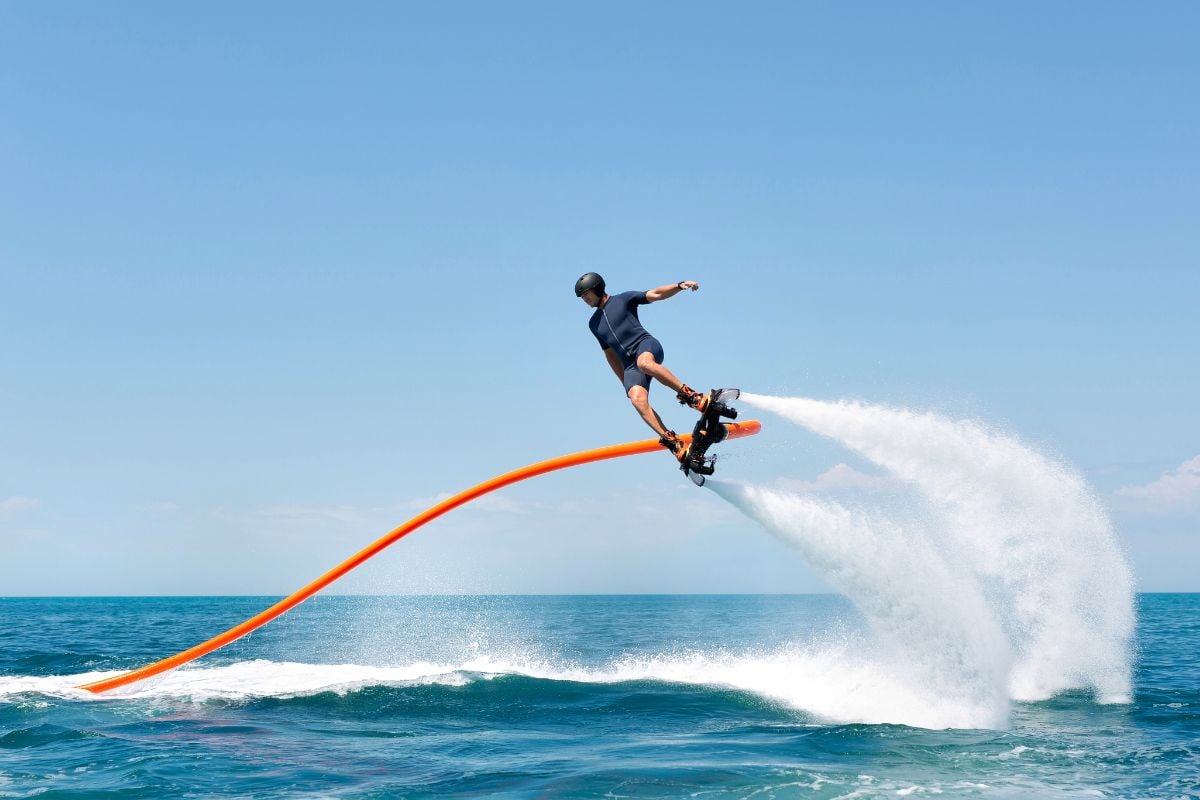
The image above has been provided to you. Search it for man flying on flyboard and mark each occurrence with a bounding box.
[575,272,739,482]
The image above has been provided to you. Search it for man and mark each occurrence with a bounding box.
[575,272,712,461]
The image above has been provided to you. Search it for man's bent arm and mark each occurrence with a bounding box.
[603,348,624,382]
[645,280,699,302]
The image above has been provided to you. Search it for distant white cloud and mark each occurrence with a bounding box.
[208,494,527,545]
[0,496,39,517]
[4,528,48,540]
[403,491,526,514]
[775,463,895,493]
[133,502,180,513]
[1117,455,1200,513]
[256,504,369,525]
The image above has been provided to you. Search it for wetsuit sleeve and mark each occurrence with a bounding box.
[630,291,650,306]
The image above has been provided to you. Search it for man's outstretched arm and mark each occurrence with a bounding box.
[645,280,700,303]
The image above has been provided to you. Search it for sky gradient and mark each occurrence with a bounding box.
[2,2,1197,594]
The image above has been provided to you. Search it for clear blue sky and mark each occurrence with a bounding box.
[2,2,1197,595]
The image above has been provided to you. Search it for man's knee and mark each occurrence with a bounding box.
[636,353,660,372]
[628,389,649,410]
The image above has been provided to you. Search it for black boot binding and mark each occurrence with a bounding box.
[658,430,686,461]
[675,384,708,411]
[678,389,741,486]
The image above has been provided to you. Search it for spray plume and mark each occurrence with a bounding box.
[710,393,1134,728]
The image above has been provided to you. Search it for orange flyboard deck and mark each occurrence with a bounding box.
[78,420,761,694]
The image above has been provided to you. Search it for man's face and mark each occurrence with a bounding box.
[580,289,603,308]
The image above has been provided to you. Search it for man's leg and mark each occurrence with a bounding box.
[628,385,669,437]
[635,351,707,409]
[635,351,687,393]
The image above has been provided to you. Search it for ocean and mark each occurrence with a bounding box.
[1,594,1197,798]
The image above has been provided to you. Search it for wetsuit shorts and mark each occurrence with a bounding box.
[622,336,665,394]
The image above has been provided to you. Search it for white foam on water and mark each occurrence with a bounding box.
[710,393,1135,727]
[0,661,478,703]
[0,649,991,729]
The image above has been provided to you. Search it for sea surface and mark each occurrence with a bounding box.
[1,594,1196,798]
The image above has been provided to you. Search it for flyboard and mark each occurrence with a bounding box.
[679,388,741,487]
[78,419,761,694]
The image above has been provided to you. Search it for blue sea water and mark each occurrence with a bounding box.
[1,594,1197,799]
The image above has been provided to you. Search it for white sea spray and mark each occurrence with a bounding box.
[708,393,1136,728]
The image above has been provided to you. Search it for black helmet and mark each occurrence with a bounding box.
[574,272,605,297]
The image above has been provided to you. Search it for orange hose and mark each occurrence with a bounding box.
[78,420,761,693]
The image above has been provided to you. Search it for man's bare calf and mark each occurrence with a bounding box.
[627,385,670,437]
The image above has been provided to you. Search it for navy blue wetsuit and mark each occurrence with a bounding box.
[588,290,665,394]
